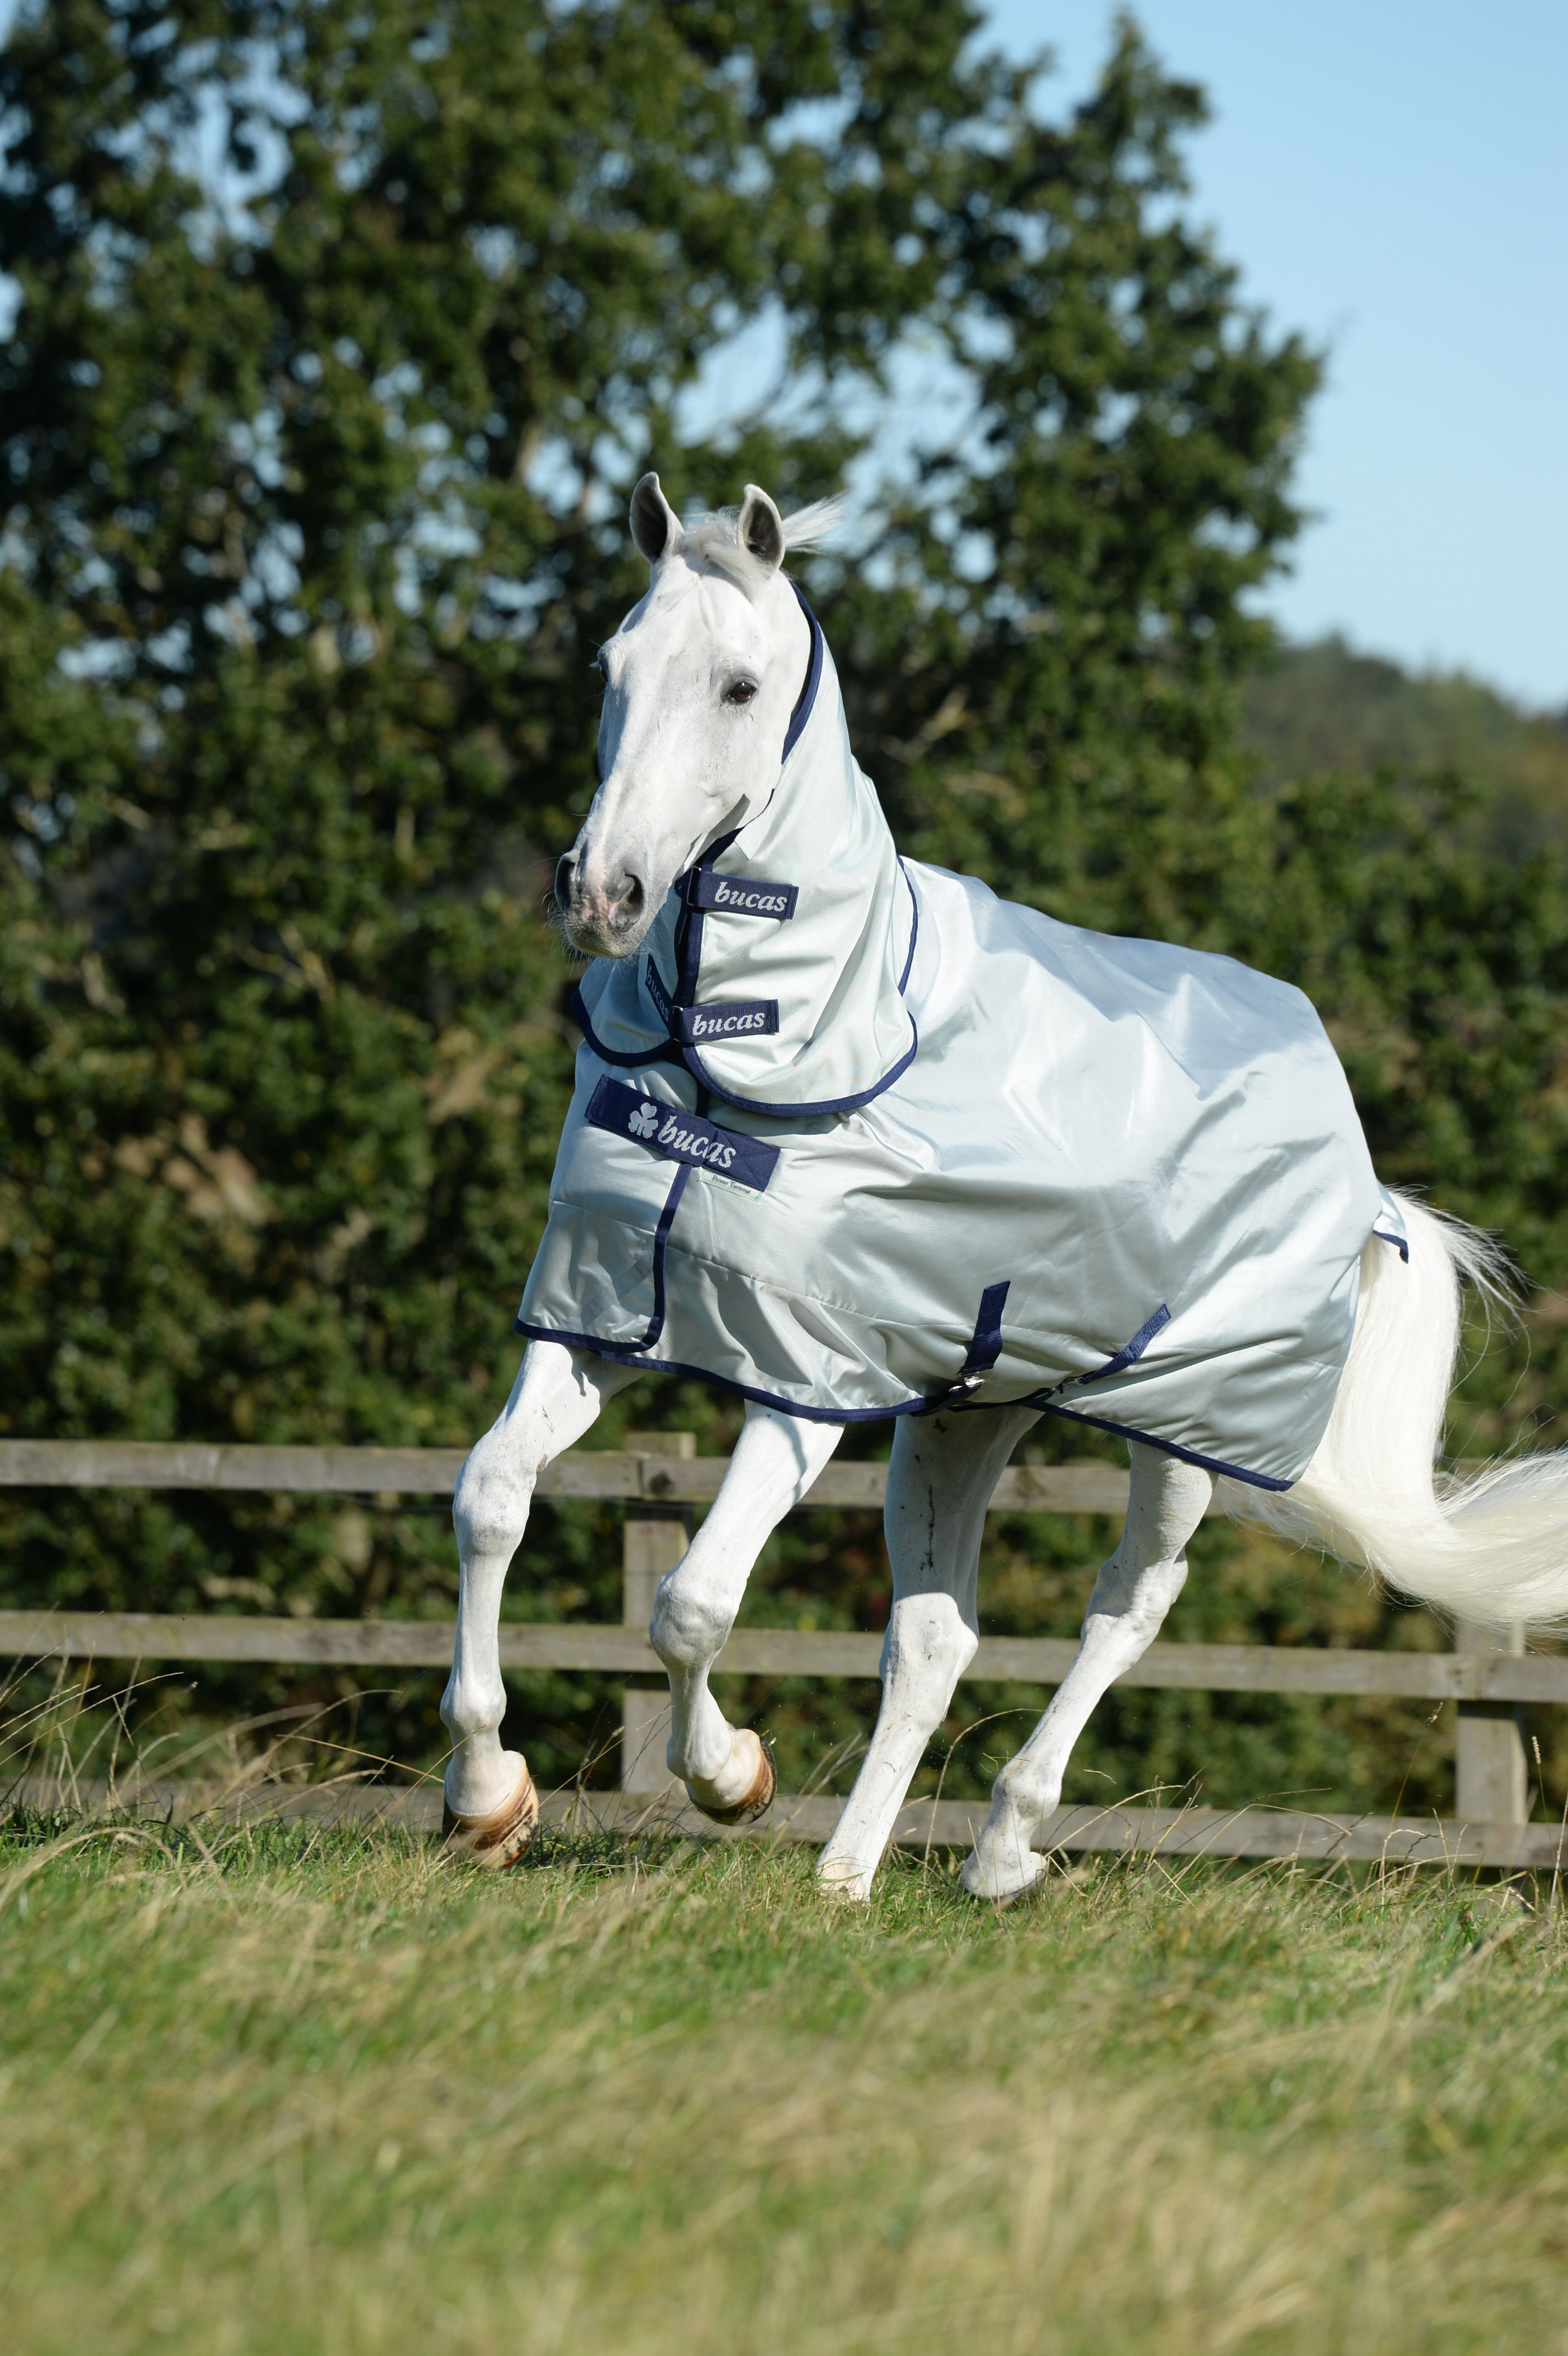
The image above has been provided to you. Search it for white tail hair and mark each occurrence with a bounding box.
[1221,1189,1568,1628]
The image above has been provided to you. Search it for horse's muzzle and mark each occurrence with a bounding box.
[555,852,648,957]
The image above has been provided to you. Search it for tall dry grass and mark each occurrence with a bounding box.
[2,1781,1566,2355]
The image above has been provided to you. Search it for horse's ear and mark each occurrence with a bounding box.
[630,472,681,565]
[738,483,785,572]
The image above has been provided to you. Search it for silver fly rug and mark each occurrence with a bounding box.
[519,596,1404,1492]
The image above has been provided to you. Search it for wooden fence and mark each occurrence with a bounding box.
[3,1436,1564,1870]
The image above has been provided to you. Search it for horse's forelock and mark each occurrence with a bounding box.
[679,495,845,600]
[683,510,772,599]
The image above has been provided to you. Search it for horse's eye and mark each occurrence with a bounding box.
[724,679,758,707]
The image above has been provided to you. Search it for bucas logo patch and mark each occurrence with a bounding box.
[692,872,799,921]
[587,1079,780,1194]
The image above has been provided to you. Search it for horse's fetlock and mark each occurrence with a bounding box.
[993,1759,1058,1826]
[440,1667,505,1745]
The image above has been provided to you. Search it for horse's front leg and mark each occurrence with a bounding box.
[441,1339,642,1859]
[652,1405,844,1822]
[816,1406,1041,1900]
[962,1442,1213,1902]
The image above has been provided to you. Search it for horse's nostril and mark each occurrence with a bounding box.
[553,854,576,911]
[620,873,645,919]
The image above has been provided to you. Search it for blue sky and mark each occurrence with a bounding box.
[984,3,1567,707]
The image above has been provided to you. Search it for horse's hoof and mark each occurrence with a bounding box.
[685,1731,776,1827]
[960,1838,1047,1907]
[442,1761,540,1867]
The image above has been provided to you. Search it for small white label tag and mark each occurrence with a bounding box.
[697,1165,760,1200]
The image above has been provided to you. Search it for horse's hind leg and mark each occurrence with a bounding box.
[963,1442,1213,1901]
[817,1406,1041,1901]
[442,1340,642,1858]
[652,1405,844,1821]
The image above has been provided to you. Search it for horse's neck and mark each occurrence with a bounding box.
[741,611,893,885]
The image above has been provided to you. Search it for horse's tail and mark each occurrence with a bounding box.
[1222,1189,1568,1629]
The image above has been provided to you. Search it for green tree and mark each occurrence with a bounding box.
[5,3,1564,1813]
[1,0,1027,1678]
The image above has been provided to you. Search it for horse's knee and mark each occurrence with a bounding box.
[1085,1548,1187,1636]
[880,1593,978,1735]
[452,1426,539,1562]
[648,1561,725,1669]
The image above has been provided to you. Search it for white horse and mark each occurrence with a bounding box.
[439,477,1568,1903]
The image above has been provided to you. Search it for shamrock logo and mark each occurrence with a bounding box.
[628,1100,660,1139]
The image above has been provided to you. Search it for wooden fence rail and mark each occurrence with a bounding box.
[0,1439,1131,1515]
[2,1436,1558,1865]
[1,1609,1564,1703]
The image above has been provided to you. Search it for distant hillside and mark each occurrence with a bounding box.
[1241,637,1568,857]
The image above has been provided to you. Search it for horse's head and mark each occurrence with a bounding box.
[555,475,825,959]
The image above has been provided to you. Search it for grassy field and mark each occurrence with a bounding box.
[1,1811,1566,2356]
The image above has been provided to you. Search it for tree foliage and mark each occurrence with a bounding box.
[1241,636,1568,861]
[3,1,1566,1806]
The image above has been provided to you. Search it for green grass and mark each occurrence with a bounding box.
[2,1812,1566,2355]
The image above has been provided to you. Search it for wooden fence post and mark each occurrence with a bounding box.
[620,1433,695,1796]
[1455,1618,1529,1823]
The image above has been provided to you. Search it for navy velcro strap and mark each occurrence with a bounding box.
[689,871,799,921]
[921,1279,1011,1411]
[645,958,779,1045]
[958,1280,1010,1389]
[1080,1304,1170,1385]
[587,1077,779,1193]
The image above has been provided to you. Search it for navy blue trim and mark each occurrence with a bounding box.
[1080,1304,1170,1386]
[676,861,920,1118]
[680,1019,920,1121]
[673,834,731,1015]
[512,1327,934,1423]
[640,1168,690,1349]
[679,827,745,911]
[547,1164,691,1358]
[897,859,919,993]
[1033,1403,1294,1492]
[1373,1227,1410,1264]
[663,826,920,1120]
[781,583,824,762]
[568,980,677,1069]
[509,1330,1296,1488]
